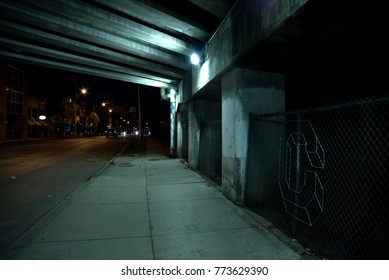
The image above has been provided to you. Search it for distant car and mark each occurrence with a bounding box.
[105,128,118,138]
[142,127,151,137]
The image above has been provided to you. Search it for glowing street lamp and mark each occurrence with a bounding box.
[190,53,200,65]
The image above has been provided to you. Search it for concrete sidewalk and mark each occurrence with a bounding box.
[13,138,303,260]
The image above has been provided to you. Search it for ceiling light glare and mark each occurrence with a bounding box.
[190,53,200,65]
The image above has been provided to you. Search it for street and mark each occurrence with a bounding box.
[0,136,130,257]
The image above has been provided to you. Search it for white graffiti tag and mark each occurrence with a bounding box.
[278,120,325,226]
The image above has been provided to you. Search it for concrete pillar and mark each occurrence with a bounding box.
[176,103,188,160]
[188,102,199,168]
[169,99,176,157]
[176,74,192,160]
[221,69,285,204]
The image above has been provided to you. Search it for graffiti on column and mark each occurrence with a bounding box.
[278,120,325,226]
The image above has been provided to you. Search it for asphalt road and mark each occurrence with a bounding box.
[0,136,130,258]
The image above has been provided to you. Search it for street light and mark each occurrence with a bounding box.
[190,53,200,65]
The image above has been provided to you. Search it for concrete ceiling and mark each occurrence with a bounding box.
[2,0,386,95]
[0,0,236,88]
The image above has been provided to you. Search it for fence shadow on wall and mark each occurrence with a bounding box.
[245,95,389,259]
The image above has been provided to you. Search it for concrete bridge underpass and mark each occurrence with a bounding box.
[1,1,387,259]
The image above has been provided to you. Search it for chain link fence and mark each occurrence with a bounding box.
[245,96,388,259]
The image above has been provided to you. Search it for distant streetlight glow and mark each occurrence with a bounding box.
[39,115,46,120]
[190,53,200,65]
[81,88,87,94]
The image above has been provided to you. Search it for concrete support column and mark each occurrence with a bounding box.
[188,102,199,168]
[176,103,188,160]
[188,100,220,170]
[169,100,176,157]
[221,69,285,204]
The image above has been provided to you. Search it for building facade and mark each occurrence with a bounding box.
[0,62,52,141]
[0,62,29,141]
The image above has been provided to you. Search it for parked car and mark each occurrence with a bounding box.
[105,128,118,138]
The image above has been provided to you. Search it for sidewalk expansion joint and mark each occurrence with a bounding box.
[150,226,258,238]
[145,180,207,186]
[145,161,157,260]
[31,235,151,244]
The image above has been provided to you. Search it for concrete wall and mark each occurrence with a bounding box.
[221,69,285,204]
[176,74,192,160]
[188,100,221,170]
[191,0,309,95]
